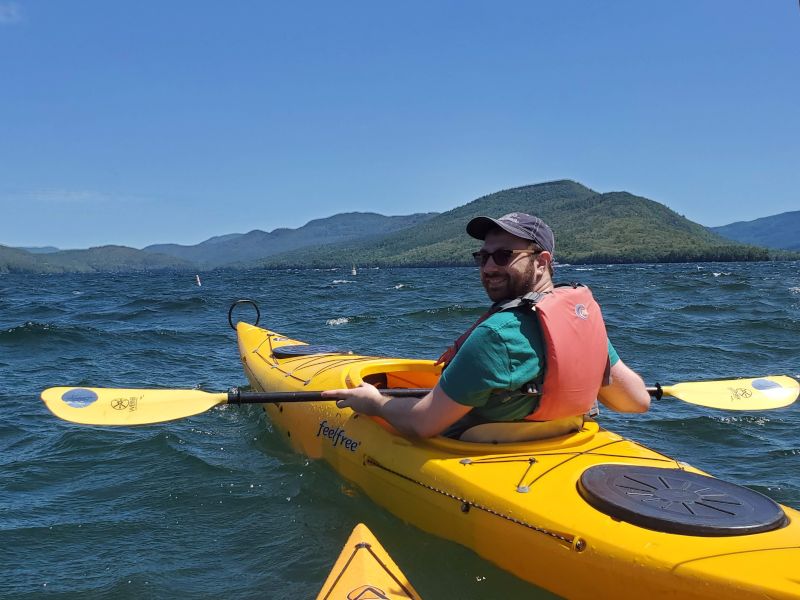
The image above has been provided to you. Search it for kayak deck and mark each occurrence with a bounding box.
[237,322,800,600]
[317,523,422,600]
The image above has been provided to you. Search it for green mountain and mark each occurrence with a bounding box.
[253,180,770,268]
[4,181,782,273]
[0,245,192,274]
[0,245,52,273]
[143,212,438,268]
[710,211,800,251]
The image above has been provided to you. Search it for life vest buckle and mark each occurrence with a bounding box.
[522,381,541,396]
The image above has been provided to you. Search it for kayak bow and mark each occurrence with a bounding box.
[317,523,422,600]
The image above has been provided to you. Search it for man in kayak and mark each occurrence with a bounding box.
[323,212,651,438]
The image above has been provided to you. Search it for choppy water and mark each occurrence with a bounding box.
[1,263,799,599]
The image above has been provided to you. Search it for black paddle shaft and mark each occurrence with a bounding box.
[227,382,667,405]
[228,385,665,404]
[226,387,431,404]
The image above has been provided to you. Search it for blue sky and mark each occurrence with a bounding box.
[1,1,797,249]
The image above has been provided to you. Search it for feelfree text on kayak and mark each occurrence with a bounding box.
[317,420,361,452]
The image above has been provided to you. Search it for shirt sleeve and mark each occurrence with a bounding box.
[608,339,620,366]
[438,324,512,408]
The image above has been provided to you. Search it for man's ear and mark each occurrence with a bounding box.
[536,250,553,273]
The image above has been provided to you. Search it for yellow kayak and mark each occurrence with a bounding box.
[317,523,422,600]
[237,321,800,600]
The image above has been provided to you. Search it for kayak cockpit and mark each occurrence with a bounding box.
[353,360,441,390]
[346,359,602,449]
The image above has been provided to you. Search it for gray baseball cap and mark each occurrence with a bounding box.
[466,212,555,255]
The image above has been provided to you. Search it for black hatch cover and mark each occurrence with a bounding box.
[578,464,787,536]
[272,344,350,358]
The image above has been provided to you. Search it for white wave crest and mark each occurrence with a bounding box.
[326,317,350,326]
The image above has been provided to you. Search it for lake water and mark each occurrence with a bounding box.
[1,263,799,599]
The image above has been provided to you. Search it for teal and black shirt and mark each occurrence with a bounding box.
[438,310,619,421]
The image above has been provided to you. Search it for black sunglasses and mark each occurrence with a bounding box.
[472,249,540,267]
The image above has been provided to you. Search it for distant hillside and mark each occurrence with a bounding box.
[254,180,770,268]
[5,181,782,273]
[0,244,192,274]
[16,246,60,254]
[0,245,53,273]
[710,211,800,251]
[144,212,438,268]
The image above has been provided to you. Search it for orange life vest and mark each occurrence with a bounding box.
[437,284,609,421]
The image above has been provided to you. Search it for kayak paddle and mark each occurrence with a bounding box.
[646,375,799,411]
[40,386,430,426]
[41,375,798,426]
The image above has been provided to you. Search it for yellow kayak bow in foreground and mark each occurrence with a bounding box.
[317,523,422,600]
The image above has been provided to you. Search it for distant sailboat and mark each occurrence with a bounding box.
[351,264,357,276]
[195,274,202,287]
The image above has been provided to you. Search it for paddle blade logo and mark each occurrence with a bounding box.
[728,387,753,401]
[111,396,140,412]
[347,585,390,600]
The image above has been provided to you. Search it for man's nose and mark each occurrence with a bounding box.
[482,255,501,271]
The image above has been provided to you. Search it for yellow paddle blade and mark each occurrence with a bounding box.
[40,387,228,426]
[662,375,800,411]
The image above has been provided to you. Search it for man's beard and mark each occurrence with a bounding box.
[481,260,538,302]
